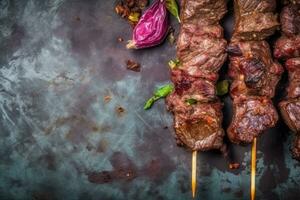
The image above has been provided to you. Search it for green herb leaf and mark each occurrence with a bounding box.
[185,98,198,105]
[144,97,156,110]
[154,84,174,98]
[168,58,180,69]
[166,0,181,23]
[216,80,229,96]
[144,84,174,110]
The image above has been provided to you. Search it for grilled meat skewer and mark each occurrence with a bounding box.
[274,2,300,161]
[227,0,282,144]
[166,0,227,151]
[228,1,281,199]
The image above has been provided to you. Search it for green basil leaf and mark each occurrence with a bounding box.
[168,58,180,69]
[166,0,181,23]
[154,84,174,98]
[216,80,229,96]
[185,98,198,105]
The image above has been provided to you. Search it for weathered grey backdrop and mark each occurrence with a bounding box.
[0,0,299,199]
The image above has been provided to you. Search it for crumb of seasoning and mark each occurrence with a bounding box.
[229,163,240,169]
[114,0,149,26]
[163,126,168,129]
[115,4,129,18]
[116,106,126,116]
[117,37,124,42]
[75,16,80,21]
[126,59,141,72]
[104,95,112,103]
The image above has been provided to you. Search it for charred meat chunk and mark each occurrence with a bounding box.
[228,97,278,144]
[166,94,224,151]
[274,35,300,59]
[171,70,216,102]
[285,58,300,98]
[279,98,300,133]
[177,23,227,82]
[228,41,283,98]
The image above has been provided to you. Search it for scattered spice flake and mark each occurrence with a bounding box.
[115,4,129,18]
[104,95,112,103]
[116,106,126,117]
[75,16,81,21]
[126,59,141,72]
[229,163,240,169]
[86,143,94,151]
[114,0,149,26]
[117,37,124,42]
[137,0,148,9]
[97,139,108,153]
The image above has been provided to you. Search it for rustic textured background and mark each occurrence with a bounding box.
[0,0,299,199]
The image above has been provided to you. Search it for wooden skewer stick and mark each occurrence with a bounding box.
[192,150,197,198]
[251,138,257,200]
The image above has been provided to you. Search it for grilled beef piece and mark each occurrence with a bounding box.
[285,58,300,98]
[177,23,227,82]
[292,135,300,160]
[180,0,227,24]
[281,4,300,36]
[278,59,300,133]
[274,35,300,59]
[167,0,227,151]
[279,98,300,133]
[233,0,279,41]
[227,41,283,98]
[171,69,216,102]
[228,97,278,144]
[166,94,224,150]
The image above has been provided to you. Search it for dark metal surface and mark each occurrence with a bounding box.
[0,0,299,199]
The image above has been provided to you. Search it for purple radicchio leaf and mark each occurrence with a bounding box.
[127,0,169,49]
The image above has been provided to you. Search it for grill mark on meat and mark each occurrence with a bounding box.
[226,44,243,56]
[228,41,283,99]
[166,0,227,151]
[274,2,300,160]
[240,58,266,88]
[228,97,278,144]
[227,0,281,144]
[279,98,300,133]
